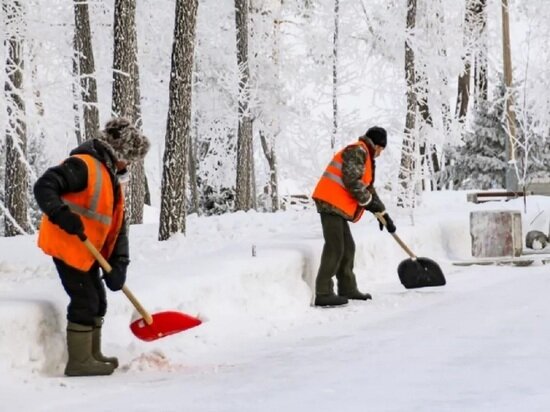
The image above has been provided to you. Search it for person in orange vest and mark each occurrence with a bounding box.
[34,118,150,376]
[312,126,395,307]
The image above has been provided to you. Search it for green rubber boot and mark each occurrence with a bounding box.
[314,294,348,307]
[338,290,372,300]
[64,322,115,377]
[92,317,119,369]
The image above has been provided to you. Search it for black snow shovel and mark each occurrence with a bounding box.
[375,213,446,289]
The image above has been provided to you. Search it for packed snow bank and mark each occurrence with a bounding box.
[1,192,550,377]
[0,299,64,373]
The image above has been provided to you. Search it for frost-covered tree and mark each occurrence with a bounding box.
[71,34,83,145]
[455,0,488,119]
[331,0,339,151]
[3,0,30,236]
[191,2,236,216]
[248,0,285,211]
[111,0,147,224]
[234,0,256,211]
[158,0,198,240]
[27,131,47,228]
[0,0,549,223]
[27,43,50,229]
[73,0,99,141]
[397,0,418,207]
[451,100,507,190]
[472,0,488,106]
[516,123,550,184]
[112,0,136,120]
[450,71,550,191]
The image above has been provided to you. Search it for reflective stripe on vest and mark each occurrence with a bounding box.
[63,157,112,226]
[321,160,344,186]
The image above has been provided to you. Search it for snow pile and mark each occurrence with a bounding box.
[1,192,550,380]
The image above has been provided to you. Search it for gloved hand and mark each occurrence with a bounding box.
[103,258,128,291]
[378,212,396,234]
[50,206,84,238]
[362,192,385,214]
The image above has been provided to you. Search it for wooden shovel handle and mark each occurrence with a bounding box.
[374,212,417,260]
[82,238,153,325]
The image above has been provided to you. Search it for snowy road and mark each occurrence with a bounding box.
[8,262,550,412]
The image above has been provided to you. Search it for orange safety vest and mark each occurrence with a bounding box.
[38,154,125,271]
[312,141,373,222]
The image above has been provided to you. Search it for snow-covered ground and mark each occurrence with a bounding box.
[2,192,550,411]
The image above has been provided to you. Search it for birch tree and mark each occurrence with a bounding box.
[73,0,99,140]
[158,0,198,240]
[234,0,256,211]
[3,0,30,236]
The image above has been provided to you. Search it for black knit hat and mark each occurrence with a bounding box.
[98,117,150,163]
[365,126,387,148]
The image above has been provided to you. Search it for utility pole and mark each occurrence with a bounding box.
[501,0,518,191]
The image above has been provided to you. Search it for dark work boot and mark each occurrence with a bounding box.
[338,290,372,300]
[65,322,115,377]
[92,317,119,369]
[314,294,348,307]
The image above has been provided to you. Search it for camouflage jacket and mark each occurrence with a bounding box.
[314,136,378,220]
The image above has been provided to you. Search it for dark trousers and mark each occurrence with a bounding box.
[315,213,358,296]
[54,258,107,326]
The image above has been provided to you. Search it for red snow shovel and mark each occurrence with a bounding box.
[82,238,202,341]
[375,213,446,289]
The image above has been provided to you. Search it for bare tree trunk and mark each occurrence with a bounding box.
[417,74,433,191]
[268,2,283,212]
[129,20,148,221]
[158,0,198,240]
[3,0,29,236]
[331,0,339,150]
[455,64,471,121]
[473,0,488,105]
[456,0,480,121]
[73,0,99,140]
[112,0,135,119]
[432,2,453,189]
[259,130,279,210]
[417,75,441,191]
[187,50,200,215]
[253,0,282,212]
[111,0,147,224]
[501,0,518,191]
[187,129,200,215]
[397,0,417,208]
[234,0,256,211]
[71,34,83,145]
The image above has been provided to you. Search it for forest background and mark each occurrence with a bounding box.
[1,0,549,240]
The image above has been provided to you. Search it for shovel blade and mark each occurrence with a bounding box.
[397,257,446,289]
[130,311,202,342]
